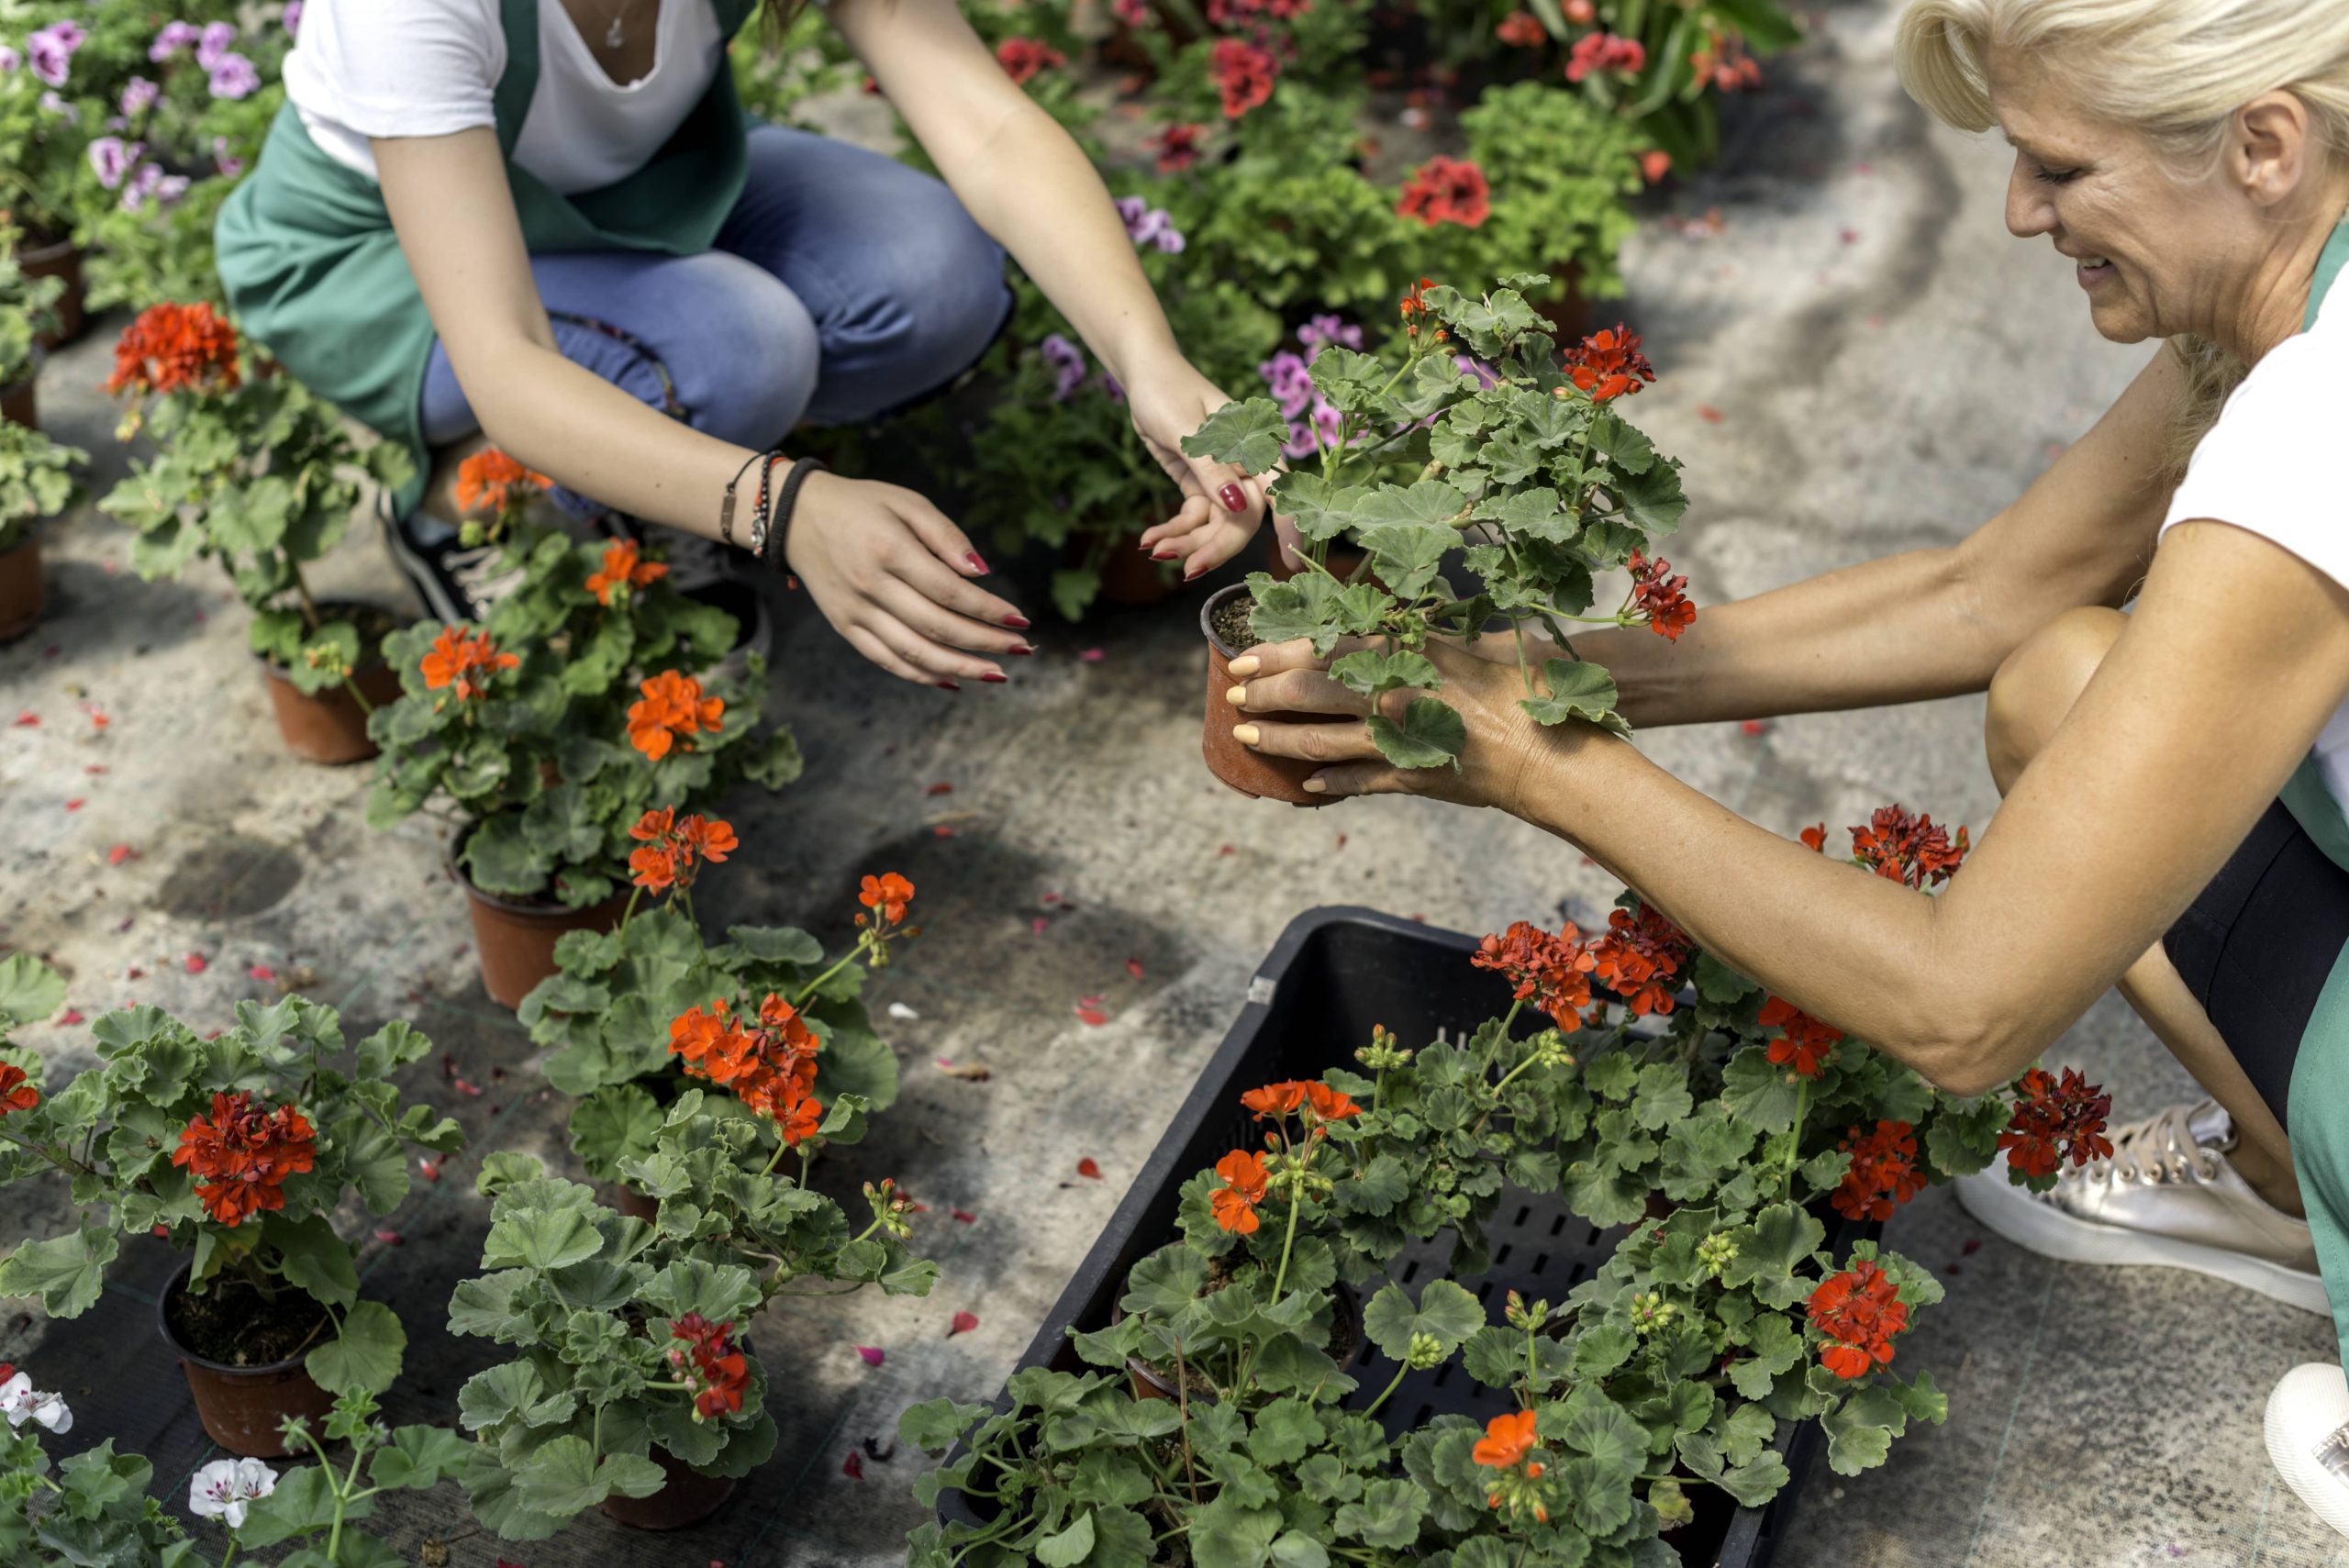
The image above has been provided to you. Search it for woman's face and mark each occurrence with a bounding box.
[1987,50,2245,346]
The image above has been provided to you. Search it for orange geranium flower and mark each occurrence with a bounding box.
[1210,1149,1268,1234]
[1758,995,1842,1078]
[586,539,669,606]
[0,1063,38,1117]
[670,1313,751,1421]
[452,448,550,518]
[1806,1257,1909,1380]
[628,807,738,894]
[106,301,241,398]
[1473,1408,1540,1469]
[170,1092,317,1227]
[1301,1082,1361,1124]
[670,995,825,1146]
[627,670,724,761]
[1241,1081,1308,1119]
[419,626,518,702]
[858,873,915,926]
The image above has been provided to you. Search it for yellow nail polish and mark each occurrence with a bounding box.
[1225,684,1249,706]
[1303,778,1328,793]
[1233,724,1261,746]
[1228,655,1261,678]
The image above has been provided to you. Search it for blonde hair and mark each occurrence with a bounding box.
[1895,0,2349,472]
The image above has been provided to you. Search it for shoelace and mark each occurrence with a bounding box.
[2062,1104,2220,1187]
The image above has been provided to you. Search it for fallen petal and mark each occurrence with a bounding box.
[1698,405,1725,423]
[1077,1158,1103,1179]
[418,1158,442,1183]
[887,1001,920,1020]
[1125,957,1145,981]
[951,1208,976,1224]
[1741,719,1769,736]
[454,1078,484,1096]
[842,1452,865,1481]
[63,798,84,811]
[57,1008,83,1026]
[106,844,134,865]
[948,1310,979,1338]
[925,782,952,795]
[10,709,35,726]
[1031,917,1049,935]
[1075,1007,1108,1027]
[249,964,275,982]
[1078,647,1105,662]
[373,1229,403,1246]
[184,953,208,974]
[854,1345,885,1367]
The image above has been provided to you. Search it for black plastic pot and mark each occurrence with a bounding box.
[931,906,1876,1567]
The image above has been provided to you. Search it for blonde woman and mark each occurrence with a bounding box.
[1218,0,2349,1529]
[216,0,1265,682]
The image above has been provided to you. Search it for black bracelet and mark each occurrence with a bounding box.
[750,452,788,562]
[718,450,765,548]
[763,457,826,573]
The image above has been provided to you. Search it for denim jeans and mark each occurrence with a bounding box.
[414,123,1011,528]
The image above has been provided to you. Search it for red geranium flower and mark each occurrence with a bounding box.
[628,807,738,894]
[1210,39,1277,118]
[1626,550,1696,640]
[1152,122,1206,173]
[1798,823,1828,852]
[1758,995,1841,1078]
[995,37,1065,84]
[1397,156,1491,228]
[627,670,724,761]
[1565,30,1645,83]
[106,302,240,398]
[1997,1066,2114,1179]
[0,1063,38,1117]
[1832,1119,1926,1222]
[1588,906,1691,1015]
[669,1313,751,1421]
[1210,1148,1267,1234]
[1807,1257,1909,1379]
[419,627,518,702]
[452,448,550,519]
[858,872,916,926]
[1848,805,1970,889]
[1497,11,1546,47]
[670,995,826,1146]
[1472,918,1598,1031]
[586,539,668,606]
[1564,324,1655,402]
[171,1092,317,1227]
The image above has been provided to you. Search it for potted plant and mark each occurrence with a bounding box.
[95,301,417,764]
[0,419,81,644]
[2,1361,469,1567]
[1182,275,1693,802]
[518,852,916,1212]
[0,224,65,428]
[365,455,804,1006]
[0,994,463,1457]
[0,15,97,348]
[450,1129,935,1537]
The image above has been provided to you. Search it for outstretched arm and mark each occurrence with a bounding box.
[832,0,1268,574]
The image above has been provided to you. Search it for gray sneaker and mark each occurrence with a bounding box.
[1954,1098,2327,1314]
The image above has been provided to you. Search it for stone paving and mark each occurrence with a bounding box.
[3,2,2341,1565]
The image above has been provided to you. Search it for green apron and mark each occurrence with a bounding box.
[214,0,760,511]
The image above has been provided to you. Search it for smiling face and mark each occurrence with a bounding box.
[1987,49,2257,345]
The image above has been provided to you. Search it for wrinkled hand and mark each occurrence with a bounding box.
[1125,357,1271,578]
[1221,635,1585,810]
[784,471,1032,688]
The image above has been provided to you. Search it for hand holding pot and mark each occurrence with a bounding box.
[1225,636,1596,811]
[784,471,1035,688]
[1126,356,1269,578]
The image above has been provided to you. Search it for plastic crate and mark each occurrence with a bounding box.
[938,907,1863,1567]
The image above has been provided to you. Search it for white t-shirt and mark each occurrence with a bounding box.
[2162,259,2349,806]
[281,0,726,195]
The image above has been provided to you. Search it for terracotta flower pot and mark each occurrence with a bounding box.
[259,657,402,766]
[157,1267,336,1459]
[1535,263,1595,346]
[17,238,84,351]
[1,375,33,430]
[1066,533,1178,608]
[1200,584,1340,806]
[599,1444,738,1530]
[452,838,629,1010]
[611,1184,660,1223]
[0,535,43,643]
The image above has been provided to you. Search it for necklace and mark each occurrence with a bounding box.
[595,0,629,47]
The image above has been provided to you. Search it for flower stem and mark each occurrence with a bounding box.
[1362,1362,1411,1418]
[618,885,643,934]
[1782,1078,1810,1202]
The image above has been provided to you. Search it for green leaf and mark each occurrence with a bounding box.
[1520,658,1624,731]
[1720,1044,1806,1134]
[0,1227,118,1318]
[1329,649,1437,700]
[1270,473,1370,543]
[457,1361,577,1432]
[1693,951,1758,1004]
[1615,460,1687,533]
[1725,1204,1828,1311]
[1247,1398,1325,1467]
[1366,697,1466,769]
[369,1425,471,1491]
[484,1198,605,1272]
[1557,1389,1648,1476]
[511,1436,664,1518]
[1120,1243,1208,1318]
[306,1299,406,1397]
[1183,398,1292,474]
[1036,1511,1097,1568]
[1586,412,1656,474]
[1629,1062,1695,1131]
[1333,1477,1426,1550]
[1363,1279,1485,1360]
[0,952,66,1027]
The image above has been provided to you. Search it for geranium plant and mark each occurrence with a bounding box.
[96,302,415,695]
[519,859,917,1184]
[365,452,802,906]
[0,420,83,558]
[0,994,462,1387]
[1185,274,1694,769]
[0,223,64,392]
[450,1138,933,1539]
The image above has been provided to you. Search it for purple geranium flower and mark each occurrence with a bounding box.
[120,76,159,118]
[38,90,73,120]
[26,21,84,87]
[1113,195,1148,232]
[1297,314,1364,360]
[121,162,189,213]
[150,20,199,61]
[1040,334,1087,402]
[1453,354,1499,391]
[1130,206,1185,253]
[284,2,303,38]
[213,135,245,179]
[196,20,239,70]
[208,53,260,100]
[0,44,19,74]
[1099,372,1124,403]
[87,136,140,190]
[1257,350,1313,418]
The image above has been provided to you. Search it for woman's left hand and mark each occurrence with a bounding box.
[1122,355,1272,577]
[1223,636,1586,810]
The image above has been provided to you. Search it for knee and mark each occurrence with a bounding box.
[674,269,821,450]
[829,195,1008,420]
[1984,606,2127,793]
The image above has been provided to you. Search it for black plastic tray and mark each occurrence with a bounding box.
[939,907,1861,1567]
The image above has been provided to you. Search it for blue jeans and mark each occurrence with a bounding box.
[416,123,1011,525]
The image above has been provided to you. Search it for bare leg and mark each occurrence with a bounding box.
[1985,606,2301,1215]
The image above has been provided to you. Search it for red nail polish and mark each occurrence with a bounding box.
[1185,565,1209,583]
[965,552,991,575]
[937,680,962,691]
[1008,644,1035,656]
[1152,550,1178,562]
[1002,614,1031,629]
[979,671,1008,684]
[1218,483,1247,513]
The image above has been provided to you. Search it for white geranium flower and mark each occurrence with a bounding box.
[0,1370,73,1434]
[188,1456,278,1528]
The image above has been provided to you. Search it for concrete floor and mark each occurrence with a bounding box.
[2,2,2341,1564]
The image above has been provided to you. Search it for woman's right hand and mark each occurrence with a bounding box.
[783,471,1034,688]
